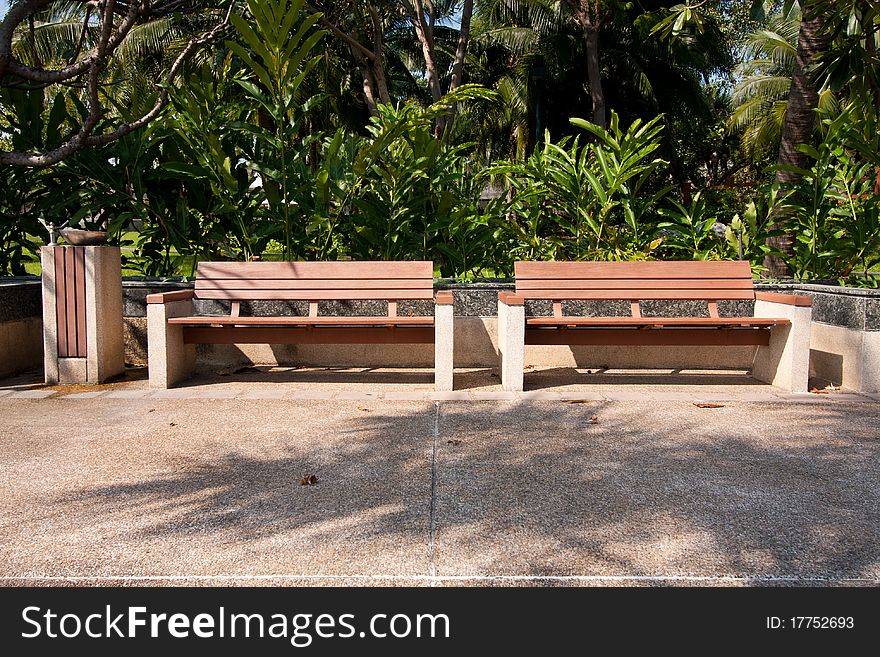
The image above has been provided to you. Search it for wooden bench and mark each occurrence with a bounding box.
[146,261,454,390]
[498,261,812,392]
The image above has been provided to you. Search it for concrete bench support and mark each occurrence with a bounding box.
[434,292,454,391]
[498,292,525,392]
[147,290,196,388]
[752,292,813,393]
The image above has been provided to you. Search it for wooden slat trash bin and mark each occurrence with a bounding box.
[147,261,454,390]
[498,261,812,392]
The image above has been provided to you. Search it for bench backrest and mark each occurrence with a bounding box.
[194,261,434,301]
[514,261,755,301]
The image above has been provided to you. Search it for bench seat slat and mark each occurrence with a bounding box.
[195,278,433,291]
[194,289,434,301]
[525,316,789,327]
[515,261,752,279]
[197,261,433,280]
[515,289,756,300]
[516,278,754,290]
[169,315,434,326]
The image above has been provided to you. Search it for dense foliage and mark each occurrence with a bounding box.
[0,0,878,285]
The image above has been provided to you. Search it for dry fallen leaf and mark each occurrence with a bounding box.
[524,364,535,370]
[810,388,830,395]
[589,416,599,424]
[300,474,318,486]
[447,439,463,446]
[694,403,725,409]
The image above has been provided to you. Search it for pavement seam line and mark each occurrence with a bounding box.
[429,401,440,584]
[3,575,877,584]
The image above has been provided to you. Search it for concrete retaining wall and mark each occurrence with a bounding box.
[2,277,879,391]
[0,279,42,378]
[759,283,880,392]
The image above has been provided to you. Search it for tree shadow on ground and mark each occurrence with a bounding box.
[522,367,765,389]
[50,399,880,581]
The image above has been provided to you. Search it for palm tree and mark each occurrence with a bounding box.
[765,0,831,277]
[729,8,837,165]
[463,0,730,180]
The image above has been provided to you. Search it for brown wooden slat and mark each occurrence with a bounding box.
[515,289,756,301]
[515,260,753,279]
[525,327,771,346]
[182,326,435,345]
[194,289,434,301]
[195,278,433,291]
[754,291,813,307]
[64,248,78,358]
[74,247,87,357]
[197,261,433,280]
[146,290,195,304]
[516,278,754,290]
[526,316,788,327]
[54,248,68,358]
[498,291,524,305]
[169,315,434,326]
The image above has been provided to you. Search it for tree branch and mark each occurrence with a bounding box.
[0,1,233,167]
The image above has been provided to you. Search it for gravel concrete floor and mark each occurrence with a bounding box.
[0,373,878,586]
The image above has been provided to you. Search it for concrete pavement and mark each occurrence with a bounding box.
[0,372,877,586]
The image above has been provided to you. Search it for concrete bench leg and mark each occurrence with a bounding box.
[147,300,196,388]
[434,301,454,391]
[498,295,525,392]
[752,299,812,393]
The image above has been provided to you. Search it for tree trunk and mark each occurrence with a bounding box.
[368,5,392,105]
[765,7,830,278]
[313,4,391,114]
[410,0,443,104]
[450,0,474,93]
[580,18,606,129]
[442,0,474,138]
[353,49,379,116]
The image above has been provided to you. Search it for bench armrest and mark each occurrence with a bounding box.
[146,290,194,305]
[435,291,454,306]
[754,292,812,307]
[498,290,524,306]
